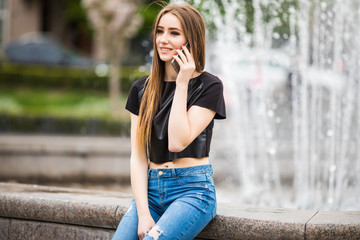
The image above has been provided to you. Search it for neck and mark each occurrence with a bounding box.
[164,62,178,82]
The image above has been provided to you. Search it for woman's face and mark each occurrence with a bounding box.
[156,13,187,63]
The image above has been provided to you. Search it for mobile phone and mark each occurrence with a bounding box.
[171,42,190,73]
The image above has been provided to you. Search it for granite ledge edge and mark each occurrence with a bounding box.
[1,183,359,239]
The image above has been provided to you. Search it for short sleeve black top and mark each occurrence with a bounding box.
[125,71,226,164]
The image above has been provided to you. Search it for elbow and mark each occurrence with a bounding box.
[168,141,187,152]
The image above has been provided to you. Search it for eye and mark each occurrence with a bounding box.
[156,29,164,34]
[171,31,180,36]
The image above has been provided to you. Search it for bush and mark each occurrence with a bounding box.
[0,114,130,136]
[0,62,149,93]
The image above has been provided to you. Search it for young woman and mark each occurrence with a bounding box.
[112,3,226,240]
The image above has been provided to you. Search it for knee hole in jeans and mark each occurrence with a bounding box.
[146,225,163,240]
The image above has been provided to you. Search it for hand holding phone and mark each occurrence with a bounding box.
[171,42,190,73]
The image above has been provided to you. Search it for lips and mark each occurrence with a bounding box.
[159,46,173,52]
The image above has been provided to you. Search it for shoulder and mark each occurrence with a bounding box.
[125,75,149,115]
[127,75,148,103]
[188,71,226,119]
[197,71,224,90]
[131,75,148,91]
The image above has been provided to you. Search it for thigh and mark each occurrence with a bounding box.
[112,200,139,240]
[112,200,161,240]
[144,191,216,240]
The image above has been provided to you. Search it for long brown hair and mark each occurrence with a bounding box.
[136,3,206,152]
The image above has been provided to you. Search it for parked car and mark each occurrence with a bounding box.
[4,35,94,67]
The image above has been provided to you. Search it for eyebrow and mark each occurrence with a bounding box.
[157,26,182,32]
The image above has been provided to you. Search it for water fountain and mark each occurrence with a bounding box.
[173,0,360,211]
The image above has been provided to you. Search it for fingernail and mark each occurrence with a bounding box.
[175,48,179,50]
[182,44,185,46]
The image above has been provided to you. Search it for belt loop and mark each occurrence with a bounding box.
[171,168,176,178]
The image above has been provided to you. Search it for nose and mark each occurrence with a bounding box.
[159,32,170,44]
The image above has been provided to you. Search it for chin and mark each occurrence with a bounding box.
[159,55,172,63]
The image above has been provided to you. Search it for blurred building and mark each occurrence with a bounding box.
[0,0,92,56]
[0,0,8,46]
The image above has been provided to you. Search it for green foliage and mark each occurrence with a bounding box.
[244,0,255,34]
[0,114,130,136]
[0,87,129,121]
[183,0,255,39]
[0,70,136,135]
[0,61,149,136]
[64,0,93,37]
[260,0,298,45]
[181,0,297,47]
[0,86,131,135]
[0,62,149,93]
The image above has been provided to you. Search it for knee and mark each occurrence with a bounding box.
[144,225,163,240]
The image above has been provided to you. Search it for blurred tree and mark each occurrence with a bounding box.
[64,0,93,54]
[82,0,143,117]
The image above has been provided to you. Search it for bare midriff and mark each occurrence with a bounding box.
[149,157,209,169]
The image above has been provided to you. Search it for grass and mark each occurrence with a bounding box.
[0,87,130,122]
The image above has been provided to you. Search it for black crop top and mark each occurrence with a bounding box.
[125,71,226,163]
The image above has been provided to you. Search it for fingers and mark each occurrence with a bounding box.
[138,229,151,239]
[138,229,148,239]
[172,53,181,64]
[182,44,192,59]
[172,44,195,78]
[174,48,187,64]
[173,44,193,65]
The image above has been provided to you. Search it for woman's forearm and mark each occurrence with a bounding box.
[168,82,191,152]
[168,78,217,153]
[130,154,150,217]
[129,113,151,217]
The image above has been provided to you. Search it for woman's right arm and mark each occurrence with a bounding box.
[129,113,155,239]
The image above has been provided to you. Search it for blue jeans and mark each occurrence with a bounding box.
[112,164,217,240]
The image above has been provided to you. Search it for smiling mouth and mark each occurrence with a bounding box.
[160,47,173,52]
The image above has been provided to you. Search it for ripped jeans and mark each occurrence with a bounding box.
[112,164,217,240]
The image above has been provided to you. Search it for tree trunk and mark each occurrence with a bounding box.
[109,58,121,117]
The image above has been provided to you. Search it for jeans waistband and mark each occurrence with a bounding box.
[148,164,213,178]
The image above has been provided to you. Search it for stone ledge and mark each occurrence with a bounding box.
[0,218,115,240]
[0,183,131,230]
[0,183,359,240]
[305,211,360,240]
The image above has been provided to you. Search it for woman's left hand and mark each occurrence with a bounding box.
[173,44,196,85]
